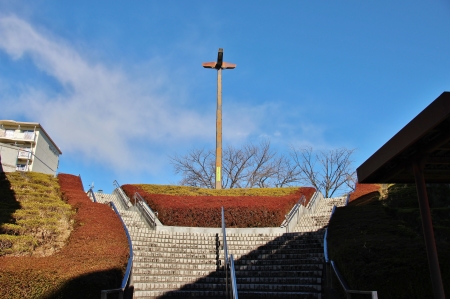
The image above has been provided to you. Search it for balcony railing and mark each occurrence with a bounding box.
[16,164,28,171]
[18,149,32,159]
[0,129,35,142]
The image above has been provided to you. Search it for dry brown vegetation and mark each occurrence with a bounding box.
[0,173,129,299]
[123,184,316,227]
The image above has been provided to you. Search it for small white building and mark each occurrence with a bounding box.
[0,120,62,175]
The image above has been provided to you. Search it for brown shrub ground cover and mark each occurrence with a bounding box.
[349,183,381,203]
[122,184,315,227]
[0,173,129,299]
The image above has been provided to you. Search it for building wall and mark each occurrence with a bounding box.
[31,130,60,175]
[0,144,18,172]
[0,121,61,176]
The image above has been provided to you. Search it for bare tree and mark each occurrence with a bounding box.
[244,141,278,188]
[170,148,215,188]
[291,146,355,197]
[345,171,358,192]
[222,144,254,188]
[170,141,301,188]
[272,155,302,188]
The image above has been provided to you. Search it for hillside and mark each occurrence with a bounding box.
[122,184,316,227]
[328,183,450,298]
[0,172,73,256]
[0,173,129,299]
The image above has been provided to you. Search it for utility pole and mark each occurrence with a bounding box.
[202,48,236,189]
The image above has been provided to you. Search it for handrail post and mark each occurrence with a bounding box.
[222,206,238,299]
[221,207,229,298]
[86,187,97,203]
[283,195,306,233]
[101,201,133,298]
[230,254,238,299]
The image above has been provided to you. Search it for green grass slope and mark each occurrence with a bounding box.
[135,184,301,196]
[0,173,129,299]
[0,172,73,256]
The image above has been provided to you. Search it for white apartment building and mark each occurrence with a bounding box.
[0,120,62,175]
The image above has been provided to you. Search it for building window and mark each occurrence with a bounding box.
[49,145,59,156]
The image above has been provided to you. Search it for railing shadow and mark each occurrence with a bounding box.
[155,230,325,299]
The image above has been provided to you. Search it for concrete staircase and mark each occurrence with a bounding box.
[296,197,347,233]
[94,192,226,298]
[92,191,346,299]
[227,232,323,299]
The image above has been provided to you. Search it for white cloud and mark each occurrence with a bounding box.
[0,15,333,178]
[0,15,268,173]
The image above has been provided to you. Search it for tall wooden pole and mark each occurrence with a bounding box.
[202,48,236,189]
[216,68,223,189]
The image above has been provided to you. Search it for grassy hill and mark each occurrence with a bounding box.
[122,184,316,227]
[134,184,302,196]
[0,172,129,299]
[328,184,450,298]
[0,172,73,256]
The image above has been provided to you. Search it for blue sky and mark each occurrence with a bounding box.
[1,1,450,193]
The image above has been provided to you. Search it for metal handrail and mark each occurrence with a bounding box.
[284,195,306,222]
[330,205,336,218]
[221,207,229,297]
[330,261,378,298]
[133,192,158,229]
[113,180,132,209]
[324,205,378,298]
[86,187,97,203]
[101,201,133,299]
[307,191,323,214]
[282,191,324,232]
[282,195,306,233]
[229,254,239,299]
[324,228,329,263]
[221,207,238,299]
[221,207,229,265]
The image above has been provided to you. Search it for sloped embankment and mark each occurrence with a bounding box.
[122,184,316,227]
[0,172,72,256]
[0,173,129,299]
[328,183,450,298]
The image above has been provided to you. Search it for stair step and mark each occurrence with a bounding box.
[134,282,225,291]
[133,268,221,277]
[234,263,323,271]
[134,263,218,270]
[133,289,225,299]
[233,258,324,266]
[237,291,321,299]
[94,192,351,299]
